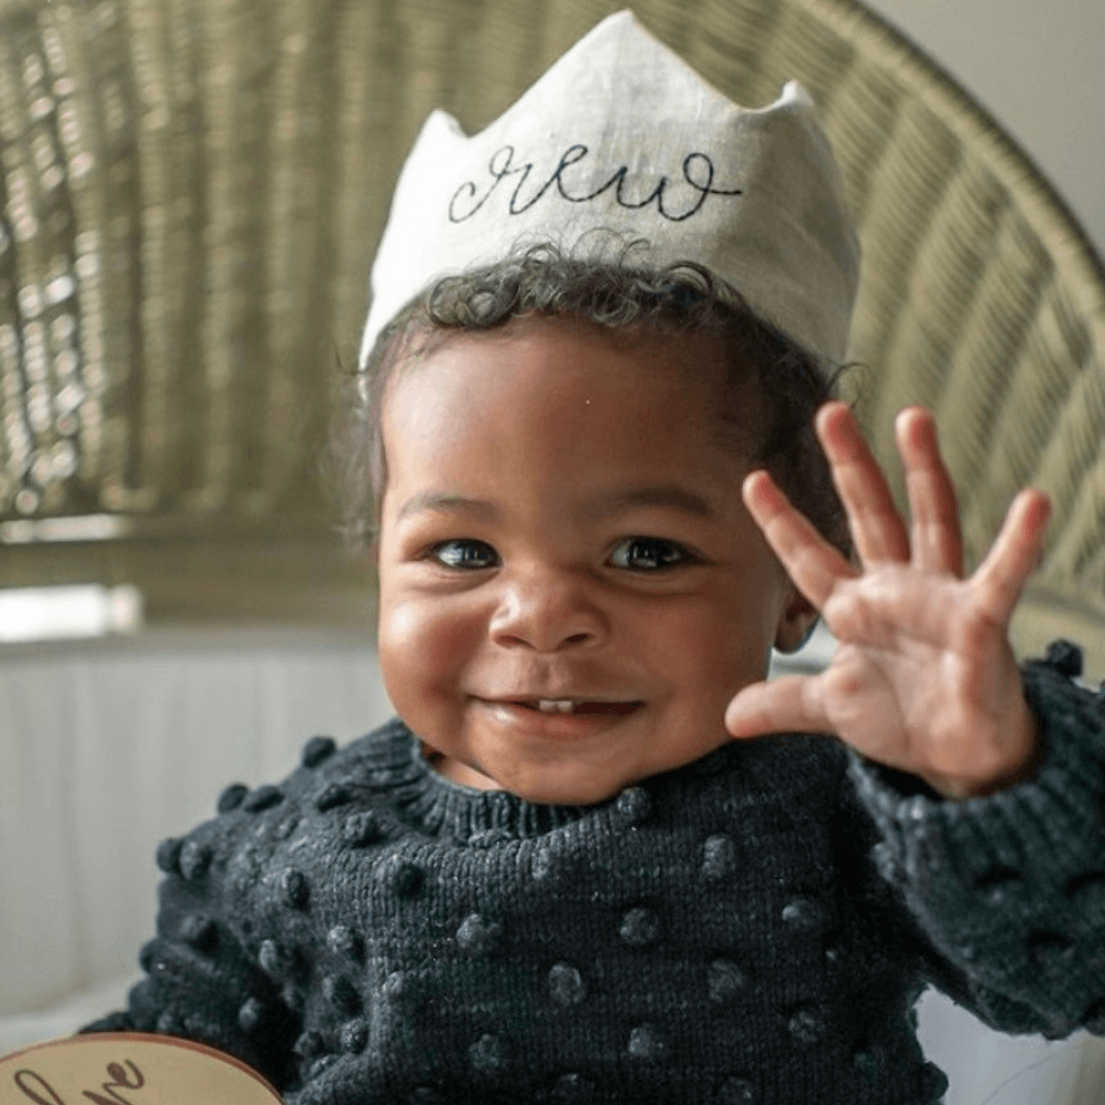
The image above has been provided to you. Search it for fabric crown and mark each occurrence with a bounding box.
[359,10,860,371]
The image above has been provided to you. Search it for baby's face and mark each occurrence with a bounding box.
[376,315,810,805]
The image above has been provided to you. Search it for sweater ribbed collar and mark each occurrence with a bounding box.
[353,718,595,842]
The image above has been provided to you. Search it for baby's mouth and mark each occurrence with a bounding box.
[514,699,641,716]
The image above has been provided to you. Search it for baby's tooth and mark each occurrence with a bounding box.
[537,699,575,713]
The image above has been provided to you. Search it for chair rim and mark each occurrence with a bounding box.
[795,0,1105,305]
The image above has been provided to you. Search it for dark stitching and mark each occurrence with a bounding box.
[448,144,742,224]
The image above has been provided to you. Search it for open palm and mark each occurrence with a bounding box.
[725,403,1051,800]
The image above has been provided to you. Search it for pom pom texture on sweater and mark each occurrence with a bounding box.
[83,653,1105,1104]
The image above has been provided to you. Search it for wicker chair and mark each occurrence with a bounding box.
[2,0,1104,669]
[3,6,1105,1097]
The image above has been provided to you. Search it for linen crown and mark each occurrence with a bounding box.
[359,10,860,370]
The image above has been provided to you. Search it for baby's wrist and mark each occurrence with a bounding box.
[919,701,1044,800]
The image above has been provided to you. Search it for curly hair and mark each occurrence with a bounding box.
[323,244,849,556]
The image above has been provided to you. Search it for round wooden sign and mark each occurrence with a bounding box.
[0,1033,283,1104]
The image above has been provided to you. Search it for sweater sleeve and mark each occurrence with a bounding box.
[79,779,304,1092]
[845,642,1105,1039]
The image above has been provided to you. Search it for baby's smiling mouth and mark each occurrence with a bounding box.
[508,699,642,716]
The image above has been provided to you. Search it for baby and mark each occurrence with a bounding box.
[85,12,1105,1104]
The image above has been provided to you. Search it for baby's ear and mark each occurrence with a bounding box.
[773,586,819,654]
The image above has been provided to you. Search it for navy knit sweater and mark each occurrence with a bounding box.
[84,651,1105,1104]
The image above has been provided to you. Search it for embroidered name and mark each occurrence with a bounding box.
[448,144,742,224]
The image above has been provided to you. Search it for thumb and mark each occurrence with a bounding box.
[725,676,830,739]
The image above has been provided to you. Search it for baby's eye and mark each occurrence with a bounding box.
[430,539,499,570]
[608,537,695,571]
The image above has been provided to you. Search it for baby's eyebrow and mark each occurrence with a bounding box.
[396,492,502,522]
[590,486,715,519]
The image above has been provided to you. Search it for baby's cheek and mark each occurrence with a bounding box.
[378,597,481,703]
[661,604,771,703]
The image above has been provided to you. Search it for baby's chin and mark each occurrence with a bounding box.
[428,748,642,807]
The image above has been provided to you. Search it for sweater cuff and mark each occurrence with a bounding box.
[844,649,1105,1036]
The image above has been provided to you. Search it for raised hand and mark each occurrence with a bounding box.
[725,402,1052,800]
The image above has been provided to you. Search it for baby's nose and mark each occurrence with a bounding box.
[488,570,607,652]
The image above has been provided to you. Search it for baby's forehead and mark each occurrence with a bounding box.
[384,314,770,459]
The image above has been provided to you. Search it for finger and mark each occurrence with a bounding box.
[725,676,831,739]
[896,407,964,576]
[972,489,1052,625]
[816,402,910,567]
[743,469,856,610]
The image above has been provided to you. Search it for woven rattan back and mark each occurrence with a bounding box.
[2,0,1104,663]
